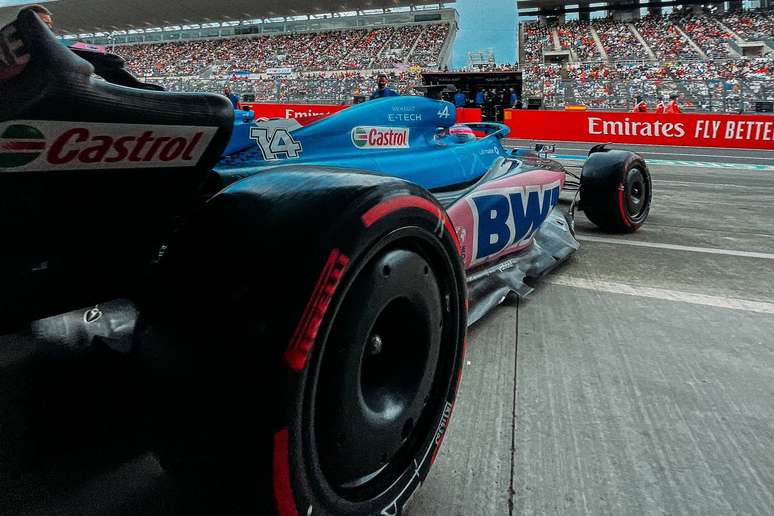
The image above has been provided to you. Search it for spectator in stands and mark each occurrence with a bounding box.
[666,94,682,114]
[224,86,240,109]
[19,4,53,29]
[454,90,467,108]
[632,96,649,113]
[655,99,666,113]
[370,74,399,100]
[510,88,519,108]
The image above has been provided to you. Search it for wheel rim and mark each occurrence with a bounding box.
[624,167,648,220]
[306,229,462,504]
[315,248,441,493]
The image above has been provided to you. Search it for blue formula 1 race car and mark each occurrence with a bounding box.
[0,11,651,516]
[221,93,652,323]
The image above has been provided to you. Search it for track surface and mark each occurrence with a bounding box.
[3,144,774,515]
[505,139,774,166]
[411,143,774,516]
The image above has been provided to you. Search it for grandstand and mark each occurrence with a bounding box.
[520,1,774,113]
[3,0,772,112]
[0,1,458,104]
[119,15,455,103]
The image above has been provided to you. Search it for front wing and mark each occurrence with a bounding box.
[465,207,579,326]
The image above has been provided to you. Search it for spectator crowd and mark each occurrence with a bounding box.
[521,8,773,112]
[119,23,450,78]
[111,8,774,113]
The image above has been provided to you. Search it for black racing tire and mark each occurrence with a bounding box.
[580,150,652,233]
[135,168,467,515]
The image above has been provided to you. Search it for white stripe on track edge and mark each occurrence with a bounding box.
[548,276,774,315]
[551,155,774,171]
[576,234,774,260]
[554,149,774,161]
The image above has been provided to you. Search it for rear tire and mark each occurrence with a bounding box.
[136,170,467,515]
[580,152,651,233]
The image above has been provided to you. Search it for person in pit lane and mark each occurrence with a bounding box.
[224,86,240,109]
[454,90,467,108]
[666,94,682,114]
[370,74,399,100]
[632,96,649,113]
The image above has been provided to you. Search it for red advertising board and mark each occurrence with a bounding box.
[504,110,774,150]
[241,102,348,125]
[240,103,485,126]
[456,107,482,123]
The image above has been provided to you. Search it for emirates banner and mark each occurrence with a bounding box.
[240,103,347,125]
[504,110,774,150]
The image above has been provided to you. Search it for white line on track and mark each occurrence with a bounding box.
[562,149,774,160]
[576,234,774,260]
[657,180,774,190]
[504,139,774,153]
[548,276,774,315]
[554,156,774,171]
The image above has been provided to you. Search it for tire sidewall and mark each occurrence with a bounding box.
[282,194,466,516]
[581,152,652,232]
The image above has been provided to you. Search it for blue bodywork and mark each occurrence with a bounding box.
[216,96,511,191]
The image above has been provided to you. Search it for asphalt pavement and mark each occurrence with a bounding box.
[505,139,774,167]
[411,144,774,515]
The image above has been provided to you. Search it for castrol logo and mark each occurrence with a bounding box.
[0,121,218,172]
[351,126,410,149]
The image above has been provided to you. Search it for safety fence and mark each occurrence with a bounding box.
[523,78,773,114]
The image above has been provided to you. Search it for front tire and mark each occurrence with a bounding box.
[580,151,652,233]
[137,170,467,515]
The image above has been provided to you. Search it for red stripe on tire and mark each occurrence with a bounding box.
[284,249,350,373]
[273,428,299,516]
[617,184,631,228]
[361,195,460,251]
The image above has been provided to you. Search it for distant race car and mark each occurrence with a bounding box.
[0,11,651,516]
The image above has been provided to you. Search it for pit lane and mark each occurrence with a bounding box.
[410,144,774,515]
[3,145,774,515]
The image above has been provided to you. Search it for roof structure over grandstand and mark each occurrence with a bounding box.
[0,0,453,34]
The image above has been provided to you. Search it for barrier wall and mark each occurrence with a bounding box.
[456,107,483,123]
[504,110,774,150]
[240,103,484,126]
[241,102,347,125]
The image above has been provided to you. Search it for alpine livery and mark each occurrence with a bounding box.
[216,94,652,323]
[0,10,651,516]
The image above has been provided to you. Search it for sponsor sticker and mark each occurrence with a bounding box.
[0,121,217,172]
[469,181,562,264]
[250,124,303,161]
[351,126,410,150]
[0,23,30,81]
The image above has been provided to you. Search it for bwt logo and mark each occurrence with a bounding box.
[469,182,561,263]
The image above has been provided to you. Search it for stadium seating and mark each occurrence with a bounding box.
[520,8,773,113]
[114,8,774,113]
[721,9,774,41]
[557,21,602,62]
[120,23,450,77]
